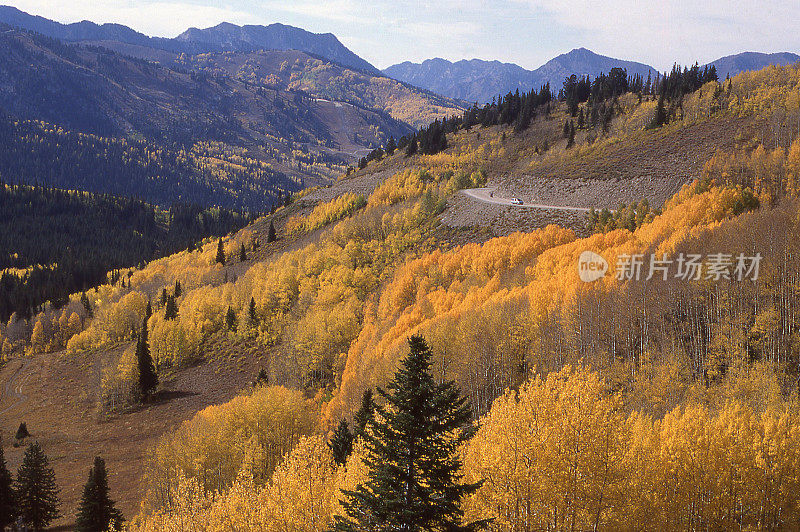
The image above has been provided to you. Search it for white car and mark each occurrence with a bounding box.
[510,197,524,205]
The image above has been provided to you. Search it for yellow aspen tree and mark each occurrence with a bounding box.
[30,320,46,353]
[786,139,800,195]
[67,312,83,339]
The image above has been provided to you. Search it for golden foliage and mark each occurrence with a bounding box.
[463,365,800,530]
[285,193,367,233]
[143,385,318,510]
[133,435,371,531]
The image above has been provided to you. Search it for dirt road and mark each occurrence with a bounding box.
[462,188,591,212]
[0,358,32,416]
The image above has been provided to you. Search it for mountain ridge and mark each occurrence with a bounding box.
[384,48,656,103]
[0,26,413,207]
[708,51,800,79]
[0,5,380,74]
[385,47,800,104]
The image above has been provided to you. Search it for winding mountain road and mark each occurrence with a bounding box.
[462,188,592,212]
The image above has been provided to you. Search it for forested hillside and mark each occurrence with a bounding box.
[3,61,800,529]
[0,116,301,211]
[0,25,411,189]
[0,182,252,322]
[174,50,464,128]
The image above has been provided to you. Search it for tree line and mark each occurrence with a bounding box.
[360,62,721,167]
[0,182,254,322]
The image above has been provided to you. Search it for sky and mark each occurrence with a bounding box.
[7,1,800,71]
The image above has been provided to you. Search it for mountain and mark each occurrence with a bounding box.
[533,47,655,90]
[0,6,462,129]
[384,58,539,105]
[174,50,463,128]
[174,22,379,74]
[5,58,791,527]
[0,5,177,48]
[707,51,800,79]
[0,5,378,74]
[0,26,413,204]
[385,48,657,103]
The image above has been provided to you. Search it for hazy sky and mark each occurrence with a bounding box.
[7,1,799,70]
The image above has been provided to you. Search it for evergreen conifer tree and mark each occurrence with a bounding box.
[225,306,237,331]
[164,296,178,321]
[334,335,486,531]
[567,121,576,148]
[405,138,418,157]
[215,239,225,265]
[15,422,29,441]
[174,280,181,298]
[239,243,247,262]
[248,297,258,326]
[136,317,158,400]
[14,442,60,531]
[352,389,374,441]
[329,420,354,466]
[80,292,93,318]
[651,92,668,128]
[254,368,269,387]
[0,438,15,531]
[267,221,277,243]
[75,457,123,532]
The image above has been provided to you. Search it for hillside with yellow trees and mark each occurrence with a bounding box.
[3,62,800,528]
[174,49,465,128]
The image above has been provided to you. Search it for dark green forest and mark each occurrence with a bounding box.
[0,115,297,212]
[0,182,253,322]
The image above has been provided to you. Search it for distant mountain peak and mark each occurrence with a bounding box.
[385,48,655,103]
[707,51,800,79]
[0,5,380,75]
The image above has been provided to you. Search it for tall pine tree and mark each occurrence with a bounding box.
[267,220,277,243]
[352,389,374,441]
[0,438,15,531]
[248,297,258,326]
[225,306,237,331]
[75,457,123,532]
[215,238,226,265]
[136,317,158,400]
[14,442,60,532]
[334,335,487,531]
[329,420,354,466]
[164,296,178,321]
